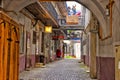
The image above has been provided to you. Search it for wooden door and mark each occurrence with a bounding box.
[115,46,120,80]
[0,19,4,80]
[3,22,10,80]
[8,25,19,80]
[0,12,19,80]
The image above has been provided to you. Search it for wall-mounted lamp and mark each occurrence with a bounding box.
[45,26,52,33]
[105,7,110,16]
[105,0,115,16]
[100,0,115,40]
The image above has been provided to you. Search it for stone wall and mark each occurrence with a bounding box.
[98,1,120,80]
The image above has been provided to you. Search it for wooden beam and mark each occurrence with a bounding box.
[39,0,67,1]
[37,1,58,26]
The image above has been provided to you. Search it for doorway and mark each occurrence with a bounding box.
[115,45,120,80]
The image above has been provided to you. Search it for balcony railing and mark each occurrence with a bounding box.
[58,15,85,30]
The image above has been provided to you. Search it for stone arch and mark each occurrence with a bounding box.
[77,0,108,38]
[6,0,108,37]
[4,0,37,11]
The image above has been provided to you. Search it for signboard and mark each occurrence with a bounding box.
[66,15,79,24]
[52,36,64,40]
[66,1,82,25]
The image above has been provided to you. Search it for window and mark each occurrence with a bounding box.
[33,31,36,44]
[41,32,44,52]
[19,25,24,53]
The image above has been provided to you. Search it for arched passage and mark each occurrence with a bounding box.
[2,0,118,80]
[4,0,108,38]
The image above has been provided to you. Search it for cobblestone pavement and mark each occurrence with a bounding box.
[19,59,97,80]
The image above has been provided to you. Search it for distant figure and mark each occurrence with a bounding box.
[67,6,72,15]
[72,5,76,15]
[56,49,61,58]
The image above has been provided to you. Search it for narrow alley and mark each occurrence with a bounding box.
[0,0,120,80]
[20,59,95,80]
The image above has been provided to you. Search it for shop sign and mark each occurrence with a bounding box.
[66,15,79,24]
[52,36,64,40]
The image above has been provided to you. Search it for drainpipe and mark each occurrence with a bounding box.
[100,0,114,41]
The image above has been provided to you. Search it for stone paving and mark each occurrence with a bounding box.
[19,59,97,80]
